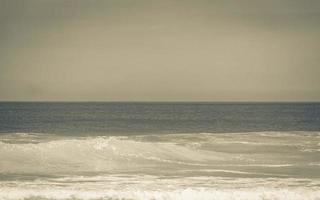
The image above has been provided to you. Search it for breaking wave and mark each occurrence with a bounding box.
[0,135,225,175]
[0,132,319,175]
[1,187,320,200]
[0,132,319,200]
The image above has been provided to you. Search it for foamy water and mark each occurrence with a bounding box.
[0,132,319,200]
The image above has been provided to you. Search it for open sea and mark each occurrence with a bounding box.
[0,102,319,200]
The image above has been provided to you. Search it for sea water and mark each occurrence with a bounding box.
[0,102,319,200]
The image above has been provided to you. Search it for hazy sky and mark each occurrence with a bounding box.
[1,0,320,101]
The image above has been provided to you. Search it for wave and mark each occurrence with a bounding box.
[1,186,320,200]
[1,175,320,200]
[0,135,226,174]
[1,132,320,200]
[0,132,319,176]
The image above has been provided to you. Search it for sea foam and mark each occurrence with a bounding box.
[0,132,319,200]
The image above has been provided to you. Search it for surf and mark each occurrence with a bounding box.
[0,132,319,200]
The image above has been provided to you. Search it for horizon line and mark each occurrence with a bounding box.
[0,100,319,103]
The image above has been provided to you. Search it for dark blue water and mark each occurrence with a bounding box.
[1,102,319,135]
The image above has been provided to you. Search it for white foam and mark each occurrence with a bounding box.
[1,131,319,176]
[1,187,320,200]
[0,136,225,174]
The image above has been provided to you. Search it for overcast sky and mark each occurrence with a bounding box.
[1,0,320,101]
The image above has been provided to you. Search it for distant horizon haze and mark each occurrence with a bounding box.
[1,0,320,101]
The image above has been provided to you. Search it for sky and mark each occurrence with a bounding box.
[1,0,320,101]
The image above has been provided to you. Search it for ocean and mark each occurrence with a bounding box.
[0,102,319,200]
